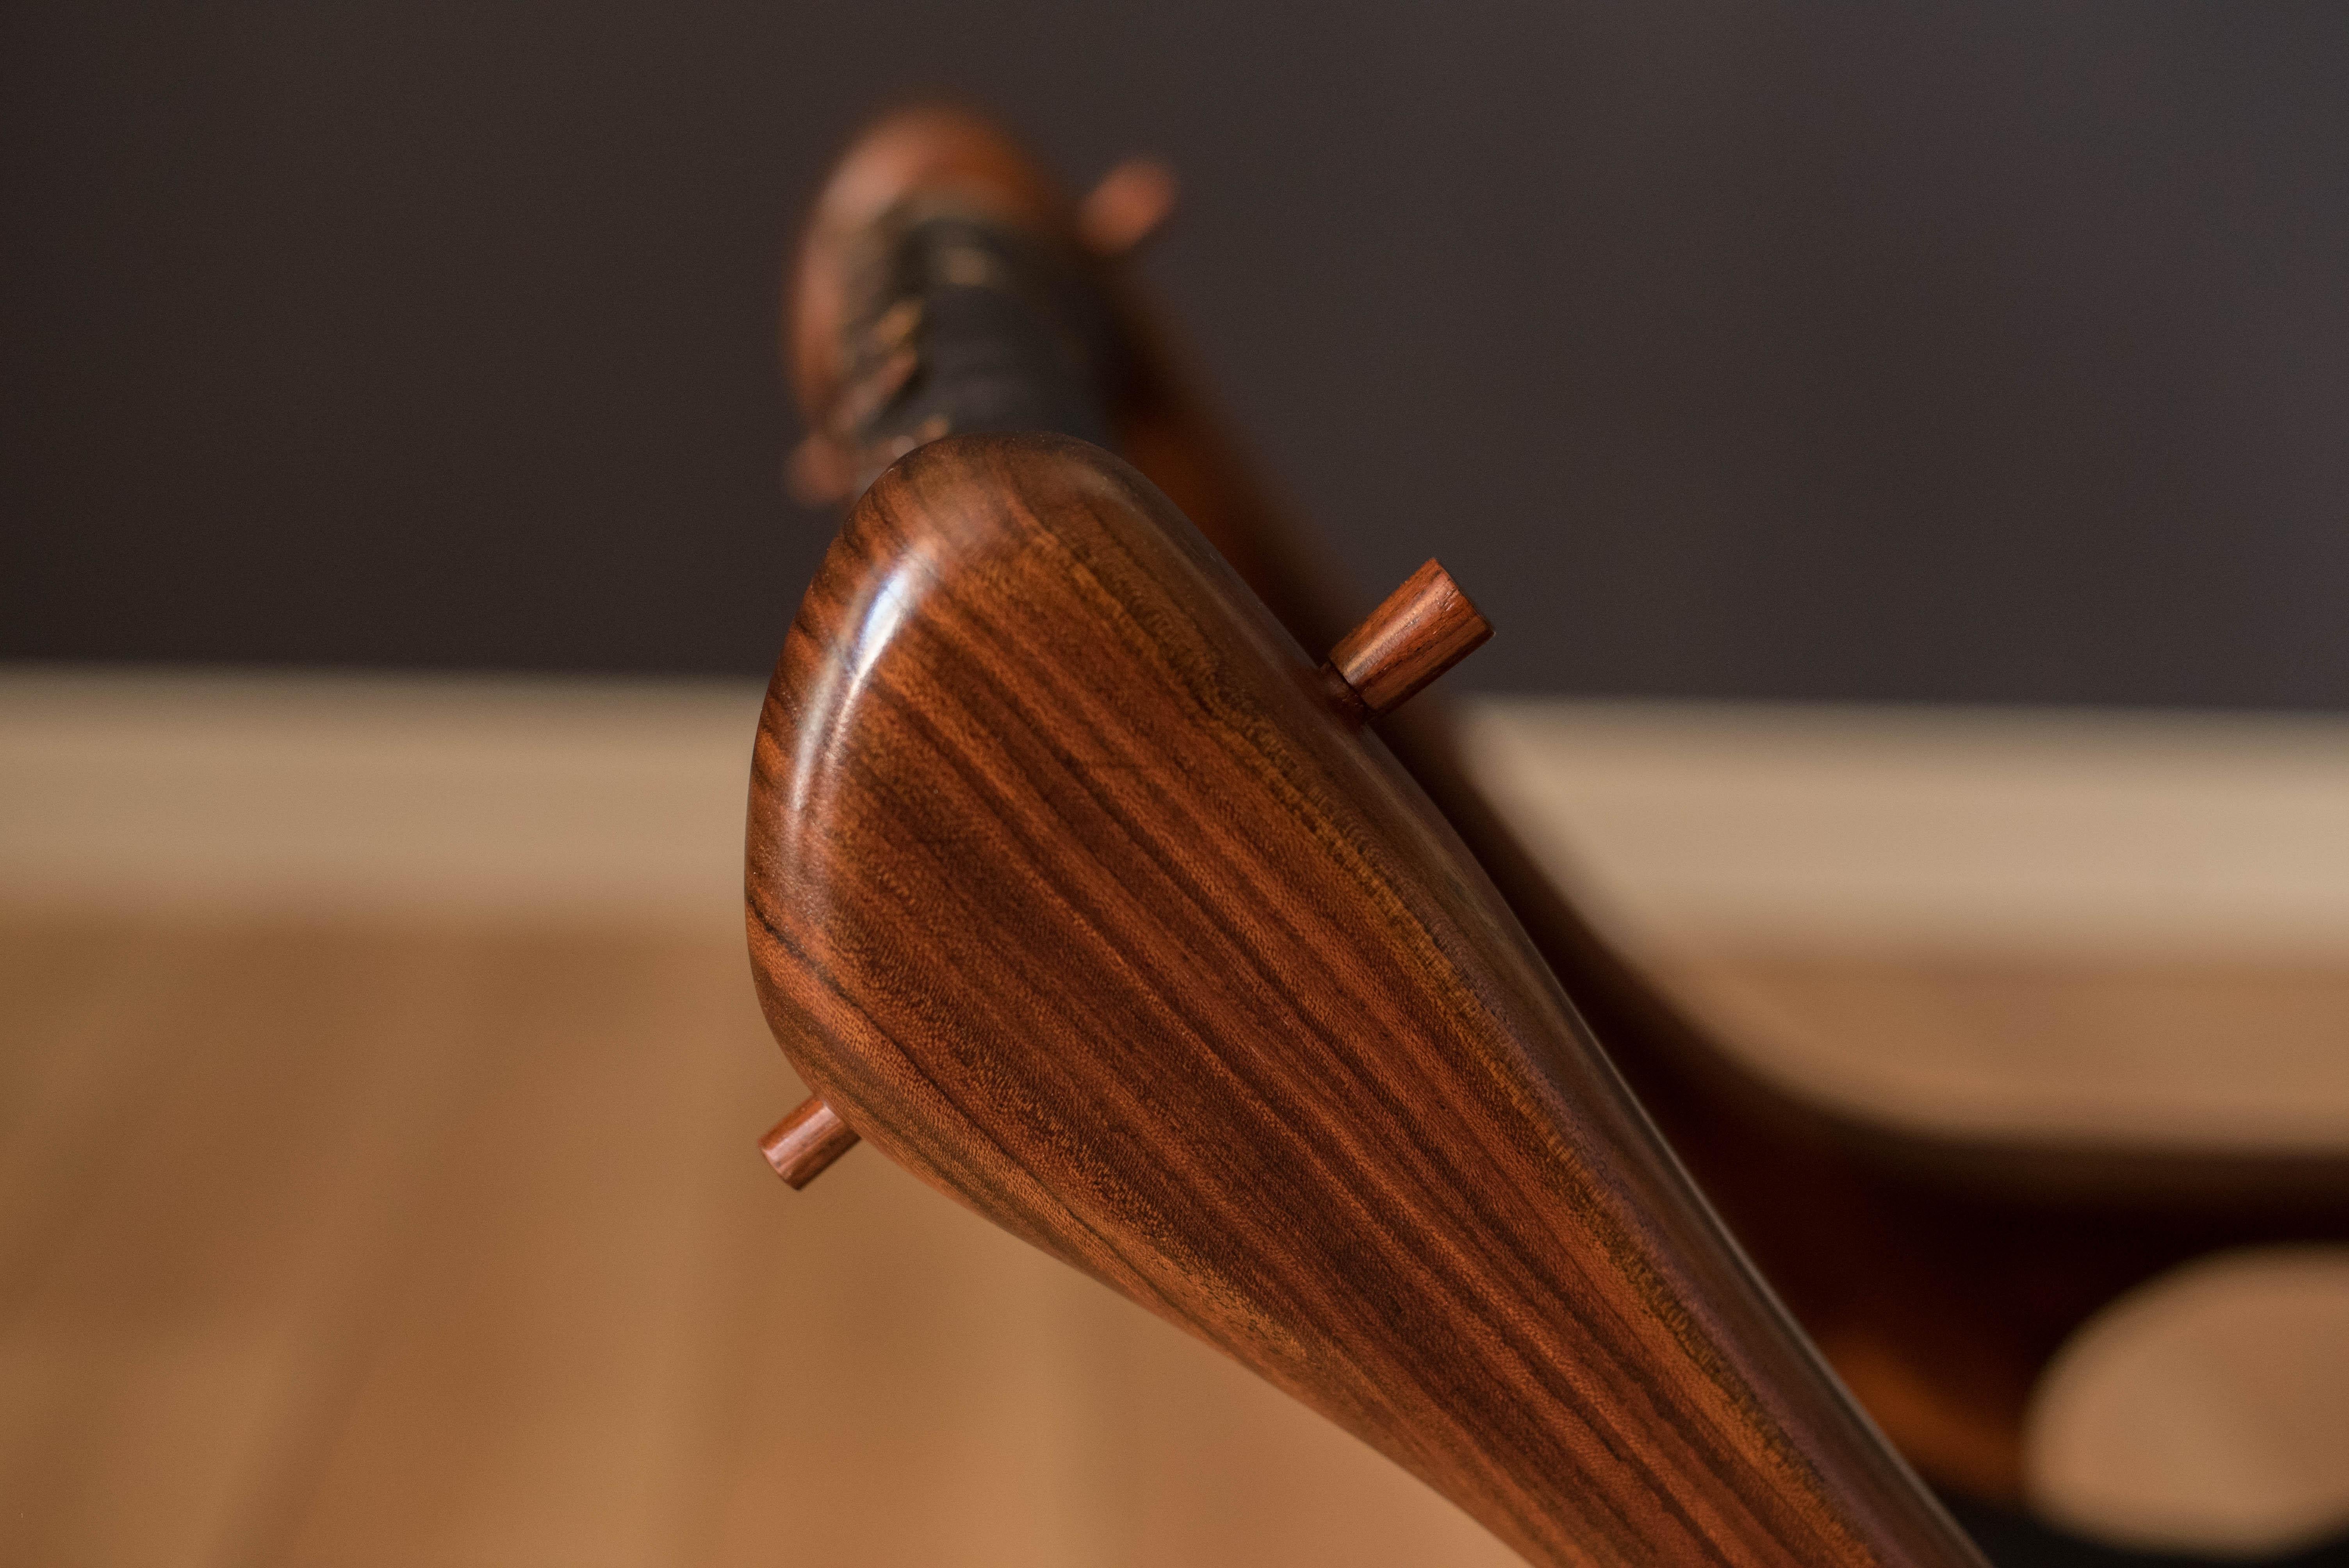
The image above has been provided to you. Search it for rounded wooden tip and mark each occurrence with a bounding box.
[1324,559,1492,721]
[760,1096,861,1189]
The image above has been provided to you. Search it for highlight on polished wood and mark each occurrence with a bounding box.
[744,431,1984,1568]
[1323,557,1492,723]
[759,1096,859,1188]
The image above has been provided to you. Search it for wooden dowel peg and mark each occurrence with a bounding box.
[1322,559,1492,723]
[1078,157,1179,258]
[761,1096,860,1188]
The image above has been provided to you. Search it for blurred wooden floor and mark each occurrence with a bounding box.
[0,910,1520,1567]
[6,672,2349,1563]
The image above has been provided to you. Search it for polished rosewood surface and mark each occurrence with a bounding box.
[744,432,1979,1568]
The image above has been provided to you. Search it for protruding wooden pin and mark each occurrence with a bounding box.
[1322,559,1492,725]
[760,1096,861,1188]
[1078,157,1179,258]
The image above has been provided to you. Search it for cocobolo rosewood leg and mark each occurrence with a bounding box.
[745,432,1985,1568]
[759,1096,859,1188]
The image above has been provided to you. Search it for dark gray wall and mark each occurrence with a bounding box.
[6,3,2347,705]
